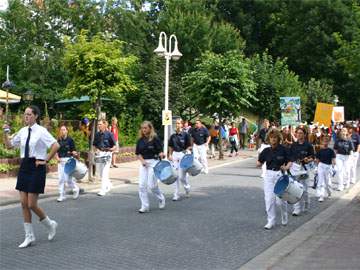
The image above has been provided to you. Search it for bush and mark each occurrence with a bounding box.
[118,112,143,146]
[0,163,19,173]
[0,142,20,158]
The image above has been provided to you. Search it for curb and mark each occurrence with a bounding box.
[238,180,360,270]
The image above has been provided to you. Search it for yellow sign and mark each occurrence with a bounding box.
[162,110,172,126]
[314,102,334,127]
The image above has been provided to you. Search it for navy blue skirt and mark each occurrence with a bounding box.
[16,158,46,194]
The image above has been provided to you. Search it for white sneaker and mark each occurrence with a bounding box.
[281,214,288,226]
[57,195,66,202]
[337,186,344,191]
[264,221,275,230]
[97,190,106,196]
[138,207,149,213]
[159,199,166,209]
[172,195,180,201]
[318,197,324,202]
[73,187,80,200]
[292,209,301,216]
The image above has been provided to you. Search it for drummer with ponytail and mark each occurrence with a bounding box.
[135,121,166,213]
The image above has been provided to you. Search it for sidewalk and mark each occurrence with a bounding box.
[0,149,257,206]
[240,170,360,270]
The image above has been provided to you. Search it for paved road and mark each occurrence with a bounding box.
[0,158,351,270]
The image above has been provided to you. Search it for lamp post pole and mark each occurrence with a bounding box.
[154,32,182,158]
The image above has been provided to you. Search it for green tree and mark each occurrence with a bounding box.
[303,78,334,121]
[63,31,138,179]
[250,52,304,123]
[183,50,256,158]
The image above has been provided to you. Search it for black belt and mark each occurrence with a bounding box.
[267,168,280,171]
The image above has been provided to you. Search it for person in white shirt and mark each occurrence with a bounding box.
[3,105,60,248]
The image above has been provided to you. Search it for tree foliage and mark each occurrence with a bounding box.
[183,50,256,119]
[63,32,138,105]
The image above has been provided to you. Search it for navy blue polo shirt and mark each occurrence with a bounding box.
[93,131,116,150]
[258,144,291,171]
[58,136,76,158]
[334,139,354,155]
[190,127,210,145]
[351,133,360,151]
[135,136,163,159]
[259,128,268,143]
[316,148,336,165]
[290,141,314,162]
[169,131,191,152]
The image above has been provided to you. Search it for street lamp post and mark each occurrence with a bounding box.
[23,89,34,104]
[154,32,182,158]
[333,95,339,106]
[2,65,15,124]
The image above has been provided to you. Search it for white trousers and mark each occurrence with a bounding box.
[293,176,309,213]
[193,143,208,173]
[264,170,288,225]
[336,154,351,188]
[258,144,270,178]
[95,152,112,193]
[138,159,165,209]
[316,162,332,198]
[349,152,359,183]
[58,158,78,196]
[171,151,190,197]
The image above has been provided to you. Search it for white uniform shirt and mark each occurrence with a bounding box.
[11,123,57,160]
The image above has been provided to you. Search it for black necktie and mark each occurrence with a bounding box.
[25,127,31,159]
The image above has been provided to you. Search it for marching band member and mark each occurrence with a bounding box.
[334,128,354,191]
[93,119,117,196]
[348,125,360,184]
[315,136,336,202]
[135,121,166,213]
[257,128,292,229]
[168,119,192,201]
[290,126,314,216]
[3,106,60,248]
[56,125,80,202]
[190,119,211,174]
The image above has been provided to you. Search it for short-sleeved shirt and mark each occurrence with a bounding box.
[229,127,238,136]
[93,130,116,150]
[351,133,360,151]
[190,127,210,145]
[316,148,336,165]
[334,139,354,155]
[58,136,76,158]
[169,131,191,152]
[135,136,163,159]
[290,141,314,162]
[110,125,119,142]
[11,123,57,160]
[259,128,268,143]
[239,122,248,134]
[258,144,291,171]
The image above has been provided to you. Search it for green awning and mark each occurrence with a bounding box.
[55,96,111,104]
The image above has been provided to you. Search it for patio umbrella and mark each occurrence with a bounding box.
[0,89,21,104]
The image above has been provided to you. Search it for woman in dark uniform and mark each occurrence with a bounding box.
[257,128,292,230]
[3,106,60,248]
[290,126,314,216]
[135,121,166,213]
